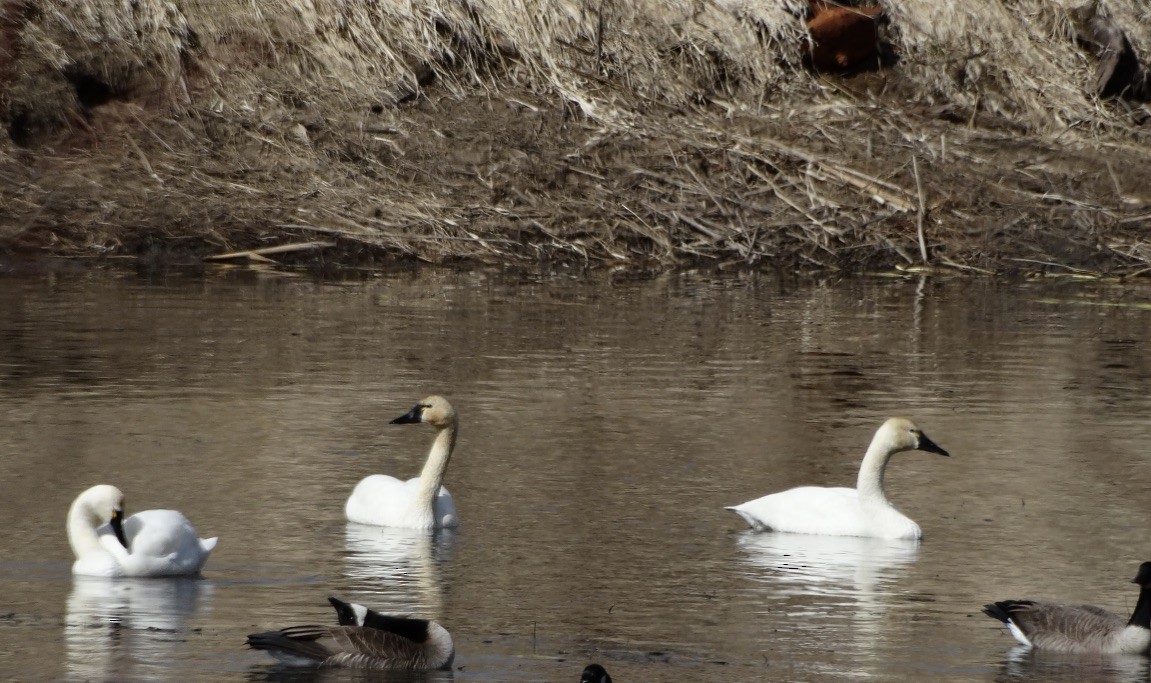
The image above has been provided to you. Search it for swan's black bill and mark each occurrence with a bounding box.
[917,432,949,457]
[110,509,129,549]
[390,404,424,424]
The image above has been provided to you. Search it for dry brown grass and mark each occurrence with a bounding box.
[1,0,1150,273]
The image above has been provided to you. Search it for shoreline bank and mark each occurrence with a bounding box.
[2,1,1150,275]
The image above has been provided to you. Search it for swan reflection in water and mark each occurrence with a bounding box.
[735,531,919,595]
[343,523,456,616]
[997,644,1151,683]
[65,576,213,680]
[734,530,919,641]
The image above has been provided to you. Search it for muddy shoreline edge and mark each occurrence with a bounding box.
[2,1,1151,276]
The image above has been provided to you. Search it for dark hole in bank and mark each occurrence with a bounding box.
[64,70,116,108]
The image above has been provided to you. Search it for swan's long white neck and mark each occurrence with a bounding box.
[414,423,456,513]
[66,495,106,559]
[855,433,897,511]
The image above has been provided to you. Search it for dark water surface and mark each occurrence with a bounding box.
[1,267,1150,682]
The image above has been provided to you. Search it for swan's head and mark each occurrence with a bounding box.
[1133,561,1151,587]
[390,396,457,429]
[879,418,949,457]
[580,664,612,683]
[76,484,130,549]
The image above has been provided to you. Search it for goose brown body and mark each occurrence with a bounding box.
[247,599,454,670]
[982,562,1151,655]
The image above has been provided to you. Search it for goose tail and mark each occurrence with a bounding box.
[982,600,1032,624]
[246,628,329,665]
[201,537,219,553]
[982,601,1013,624]
[982,600,1034,647]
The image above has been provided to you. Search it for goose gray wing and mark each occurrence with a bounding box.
[1003,601,1126,651]
[325,626,437,670]
[1076,604,1125,621]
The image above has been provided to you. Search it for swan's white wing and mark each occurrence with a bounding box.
[427,483,457,528]
[346,475,409,526]
[95,510,213,577]
[728,486,869,536]
[346,476,457,528]
[123,510,205,557]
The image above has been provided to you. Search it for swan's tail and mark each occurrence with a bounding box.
[201,537,219,553]
[725,505,768,531]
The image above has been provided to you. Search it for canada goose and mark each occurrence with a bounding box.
[67,484,217,578]
[328,596,388,627]
[345,396,460,530]
[246,598,454,671]
[581,663,613,682]
[725,418,949,540]
[982,562,1151,654]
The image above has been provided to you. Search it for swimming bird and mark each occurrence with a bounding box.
[726,417,949,540]
[982,562,1151,654]
[581,663,613,682]
[246,599,455,670]
[345,396,460,529]
[67,484,217,578]
[328,595,391,628]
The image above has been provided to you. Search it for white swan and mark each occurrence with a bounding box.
[725,417,949,540]
[345,396,460,530]
[68,484,217,578]
[983,562,1151,654]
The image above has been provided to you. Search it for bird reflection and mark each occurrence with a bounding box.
[733,530,919,649]
[734,531,919,595]
[996,644,1151,683]
[343,524,456,617]
[65,577,212,680]
[245,665,455,683]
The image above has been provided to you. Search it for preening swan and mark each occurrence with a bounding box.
[345,396,460,530]
[726,417,949,540]
[246,597,455,671]
[982,562,1151,655]
[67,484,217,578]
[581,663,613,682]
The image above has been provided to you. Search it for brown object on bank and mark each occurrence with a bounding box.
[805,1,885,72]
[1072,2,1150,102]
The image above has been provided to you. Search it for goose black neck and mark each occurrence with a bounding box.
[1129,583,1151,628]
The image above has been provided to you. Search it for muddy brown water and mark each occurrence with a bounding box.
[1,267,1150,682]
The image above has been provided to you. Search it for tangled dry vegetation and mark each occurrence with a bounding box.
[1,0,1151,273]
